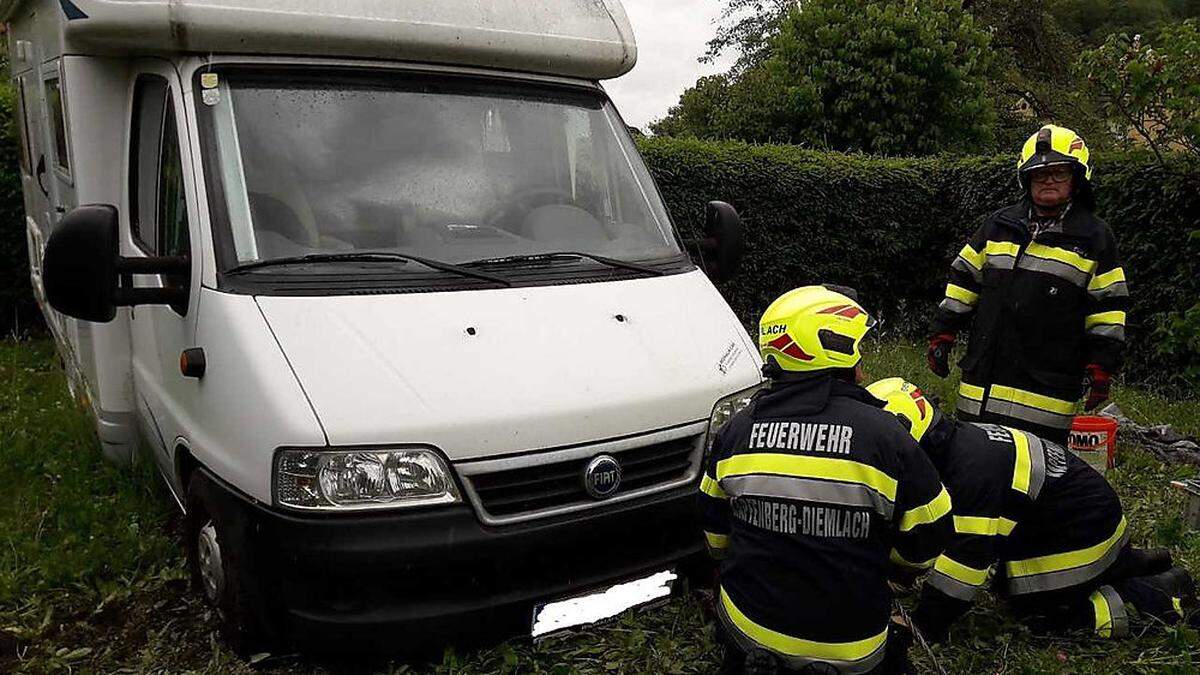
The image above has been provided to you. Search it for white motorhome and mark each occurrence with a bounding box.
[4,0,761,651]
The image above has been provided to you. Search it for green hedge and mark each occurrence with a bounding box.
[638,137,1200,390]
[0,82,31,336]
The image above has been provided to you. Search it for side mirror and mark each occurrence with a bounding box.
[687,201,744,282]
[42,204,190,323]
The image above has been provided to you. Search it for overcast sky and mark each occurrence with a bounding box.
[604,0,736,131]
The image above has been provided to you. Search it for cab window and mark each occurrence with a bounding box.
[129,75,191,312]
[129,77,169,252]
[14,76,33,176]
[44,74,70,174]
[157,102,190,270]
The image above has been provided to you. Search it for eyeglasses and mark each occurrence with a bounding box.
[1029,166,1074,184]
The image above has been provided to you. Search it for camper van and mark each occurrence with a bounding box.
[4,0,761,650]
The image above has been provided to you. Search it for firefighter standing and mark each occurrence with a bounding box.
[868,378,1198,642]
[699,287,953,674]
[928,125,1129,442]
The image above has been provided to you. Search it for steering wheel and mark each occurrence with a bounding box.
[483,187,574,231]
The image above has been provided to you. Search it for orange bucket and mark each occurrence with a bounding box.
[1069,415,1119,473]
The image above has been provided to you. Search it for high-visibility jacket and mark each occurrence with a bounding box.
[912,421,1127,640]
[932,199,1128,440]
[699,374,953,674]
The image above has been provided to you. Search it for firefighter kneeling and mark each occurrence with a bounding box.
[699,287,953,674]
[868,378,1199,642]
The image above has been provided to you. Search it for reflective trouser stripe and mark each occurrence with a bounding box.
[1005,518,1129,595]
[890,548,936,570]
[701,473,727,499]
[957,383,984,417]
[1009,429,1046,499]
[1090,585,1130,638]
[928,555,989,601]
[705,531,729,550]
[898,487,952,532]
[985,385,1077,430]
[717,587,888,673]
[720,474,895,519]
[705,531,729,559]
[717,454,898,502]
[953,515,1018,536]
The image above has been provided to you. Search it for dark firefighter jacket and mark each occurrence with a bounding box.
[912,421,1127,641]
[931,199,1128,440]
[699,374,953,674]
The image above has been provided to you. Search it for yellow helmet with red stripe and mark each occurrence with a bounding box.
[1018,124,1092,185]
[866,378,941,443]
[758,286,875,372]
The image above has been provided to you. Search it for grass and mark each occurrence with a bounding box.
[2,337,1199,673]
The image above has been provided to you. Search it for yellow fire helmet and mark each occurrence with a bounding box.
[866,377,941,443]
[1018,124,1092,187]
[758,286,875,373]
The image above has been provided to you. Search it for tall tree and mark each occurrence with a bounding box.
[701,0,793,76]
[657,0,996,155]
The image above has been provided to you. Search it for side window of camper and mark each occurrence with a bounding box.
[130,77,169,252]
[44,75,70,174]
[157,103,190,270]
[14,76,33,176]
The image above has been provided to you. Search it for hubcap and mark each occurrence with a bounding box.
[196,521,225,604]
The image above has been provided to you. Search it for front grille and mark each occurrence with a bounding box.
[466,435,700,519]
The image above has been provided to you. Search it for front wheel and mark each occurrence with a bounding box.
[184,471,272,654]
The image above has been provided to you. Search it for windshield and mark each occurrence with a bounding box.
[200,69,682,270]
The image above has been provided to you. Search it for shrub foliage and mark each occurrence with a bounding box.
[639,137,1200,390]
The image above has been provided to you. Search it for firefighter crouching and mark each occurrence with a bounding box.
[699,287,953,674]
[928,125,1128,443]
[868,378,1198,642]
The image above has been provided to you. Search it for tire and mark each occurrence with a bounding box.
[184,470,273,655]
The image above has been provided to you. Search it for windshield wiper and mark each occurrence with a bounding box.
[464,252,667,276]
[227,252,513,287]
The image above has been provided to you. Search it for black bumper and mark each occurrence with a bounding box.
[211,477,706,651]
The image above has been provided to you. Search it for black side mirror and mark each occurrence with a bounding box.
[687,201,744,282]
[42,204,190,323]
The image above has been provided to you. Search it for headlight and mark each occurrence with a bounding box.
[705,383,767,457]
[275,448,461,511]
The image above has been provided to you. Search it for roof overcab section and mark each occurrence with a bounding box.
[2,0,637,80]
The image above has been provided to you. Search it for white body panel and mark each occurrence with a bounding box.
[256,271,759,462]
[9,1,763,515]
[1,0,636,80]
[160,289,328,503]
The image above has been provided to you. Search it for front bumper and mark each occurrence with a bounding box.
[210,474,706,651]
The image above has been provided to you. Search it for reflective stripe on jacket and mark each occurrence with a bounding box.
[913,421,1126,639]
[698,374,952,671]
[932,200,1128,439]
